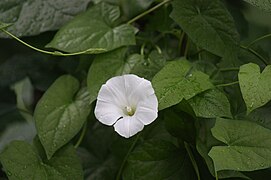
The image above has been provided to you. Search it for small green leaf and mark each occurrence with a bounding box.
[238,63,271,113]
[170,0,239,58]
[188,89,232,118]
[87,48,141,104]
[152,60,213,110]
[34,75,91,159]
[0,141,83,180]
[0,0,91,37]
[243,0,271,12]
[46,3,136,53]
[209,118,271,171]
[122,139,196,180]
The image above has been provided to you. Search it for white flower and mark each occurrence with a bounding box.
[94,74,158,138]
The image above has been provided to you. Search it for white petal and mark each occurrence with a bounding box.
[105,76,128,107]
[94,100,123,126]
[135,94,158,125]
[123,74,155,106]
[113,116,144,138]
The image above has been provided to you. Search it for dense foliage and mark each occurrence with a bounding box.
[1,0,271,179]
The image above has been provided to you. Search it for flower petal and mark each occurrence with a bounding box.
[123,74,155,106]
[95,100,123,126]
[113,116,144,138]
[135,94,158,125]
[105,75,128,107]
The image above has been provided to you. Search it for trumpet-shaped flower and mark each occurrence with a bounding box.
[94,74,158,138]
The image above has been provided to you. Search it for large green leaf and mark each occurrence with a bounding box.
[0,0,91,37]
[87,48,141,104]
[152,60,213,110]
[188,89,232,118]
[122,139,196,180]
[238,63,271,113]
[170,0,239,58]
[243,0,271,12]
[34,75,91,159]
[196,119,249,179]
[0,141,83,180]
[46,3,136,53]
[209,118,271,171]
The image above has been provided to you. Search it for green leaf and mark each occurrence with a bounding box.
[46,3,136,53]
[248,105,271,130]
[87,48,141,104]
[170,0,239,58]
[238,63,271,113]
[209,118,271,171]
[196,119,249,179]
[131,50,166,80]
[188,89,232,118]
[152,60,213,110]
[122,139,196,180]
[0,0,91,37]
[0,141,83,180]
[34,75,91,159]
[243,0,271,12]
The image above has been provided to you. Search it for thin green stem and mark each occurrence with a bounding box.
[216,81,239,87]
[116,133,141,180]
[74,123,88,148]
[0,28,105,56]
[184,142,201,180]
[247,34,271,48]
[184,37,190,58]
[178,31,185,55]
[215,170,219,180]
[240,45,269,65]
[154,44,162,54]
[219,67,240,72]
[127,0,172,24]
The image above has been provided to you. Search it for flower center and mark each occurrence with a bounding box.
[125,106,135,116]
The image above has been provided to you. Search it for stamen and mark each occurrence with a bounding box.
[125,106,135,116]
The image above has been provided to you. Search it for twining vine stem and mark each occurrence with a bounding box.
[184,142,201,180]
[116,133,141,180]
[216,81,239,87]
[240,45,269,65]
[247,33,271,48]
[0,28,105,56]
[127,0,172,24]
[74,123,88,148]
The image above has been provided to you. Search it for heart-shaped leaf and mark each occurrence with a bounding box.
[46,3,136,53]
[170,0,239,59]
[34,75,91,158]
[0,141,83,180]
[209,118,271,171]
[238,63,271,113]
[152,60,214,110]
